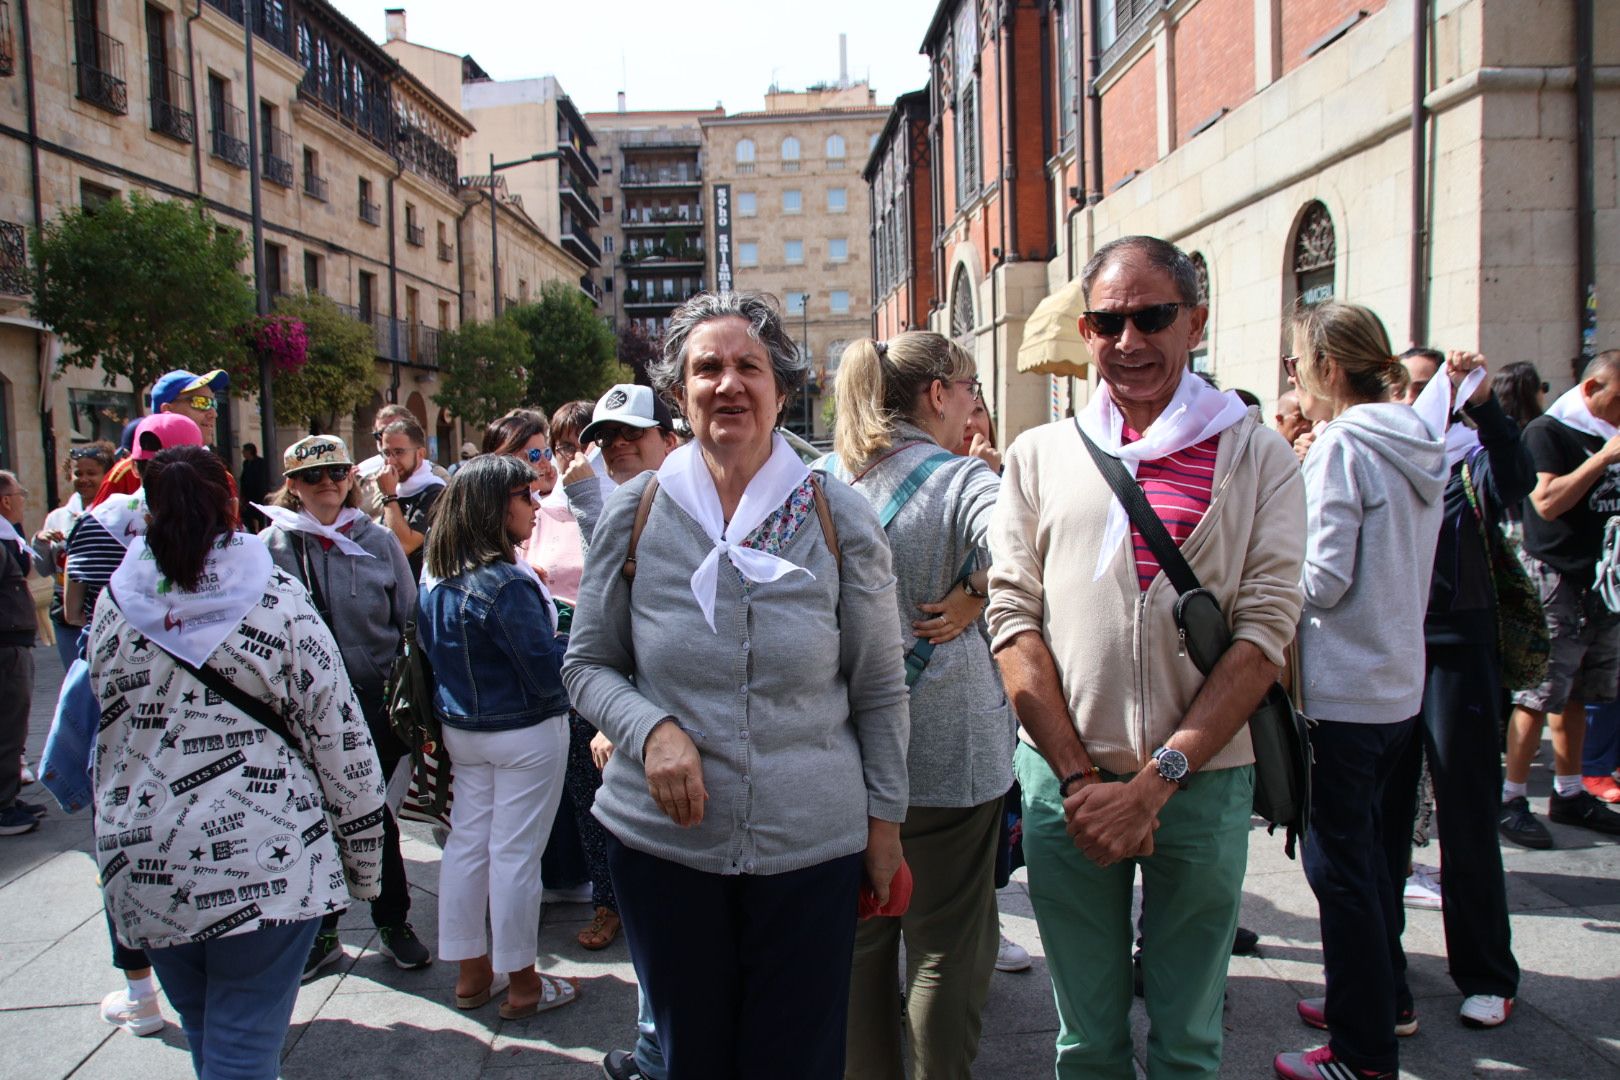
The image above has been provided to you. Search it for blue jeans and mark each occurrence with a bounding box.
[635,982,668,1080]
[52,617,81,671]
[147,918,320,1080]
[1584,701,1620,777]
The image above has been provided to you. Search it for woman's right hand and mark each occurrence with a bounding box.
[590,731,614,771]
[643,719,707,827]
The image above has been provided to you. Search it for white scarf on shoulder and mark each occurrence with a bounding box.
[1545,384,1617,441]
[1410,365,1489,468]
[396,459,446,499]
[109,531,275,668]
[0,515,24,556]
[88,489,149,549]
[656,434,814,632]
[1075,370,1249,581]
[254,504,374,559]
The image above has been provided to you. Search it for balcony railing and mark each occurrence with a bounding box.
[405,222,425,247]
[303,172,328,201]
[262,125,293,187]
[622,284,704,307]
[560,224,601,268]
[621,164,702,186]
[0,220,27,296]
[334,304,440,366]
[74,27,128,114]
[558,177,600,225]
[209,104,250,168]
[621,207,703,227]
[558,140,600,184]
[579,275,602,304]
[359,198,381,225]
[437,239,454,263]
[1,1,16,78]
[621,245,705,266]
[148,62,194,143]
[205,0,291,52]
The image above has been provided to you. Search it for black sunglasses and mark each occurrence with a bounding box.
[289,465,353,484]
[1082,302,1193,339]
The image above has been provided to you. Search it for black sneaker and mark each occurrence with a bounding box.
[603,1049,648,1080]
[1548,789,1620,835]
[14,799,47,818]
[0,804,39,836]
[377,923,432,969]
[301,931,342,982]
[1233,926,1260,956]
[1498,796,1553,849]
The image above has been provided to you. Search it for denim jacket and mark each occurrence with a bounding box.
[41,657,97,813]
[418,560,569,731]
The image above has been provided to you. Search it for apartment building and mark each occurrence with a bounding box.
[587,106,721,338]
[866,89,934,341]
[887,0,1618,444]
[702,84,888,438]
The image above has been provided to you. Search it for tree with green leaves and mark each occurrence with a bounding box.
[30,193,256,398]
[268,293,379,434]
[435,315,533,428]
[505,281,628,412]
[615,321,662,386]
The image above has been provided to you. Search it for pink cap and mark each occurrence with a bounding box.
[130,414,204,460]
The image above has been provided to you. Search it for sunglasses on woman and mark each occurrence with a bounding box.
[1081,303,1193,339]
[524,447,554,464]
[289,465,352,484]
[1282,355,1301,379]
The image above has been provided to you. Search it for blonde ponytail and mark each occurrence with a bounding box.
[833,331,975,471]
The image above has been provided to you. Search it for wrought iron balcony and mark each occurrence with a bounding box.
[0,220,27,296]
[437,240,454,263]
[621,207,703,228]
[405,222,425,247]
[148,62,194,143]
[359,198,381,226]
[74,27,128,115]
[620,164,702,187]
[560,223,600,269]
[1,0,16,78]
[263,125,293,187]
[209,104,250,168]
[558,176,600,226]
[303,172,328,201]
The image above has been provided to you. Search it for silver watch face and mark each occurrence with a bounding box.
[1155,747,1189,781]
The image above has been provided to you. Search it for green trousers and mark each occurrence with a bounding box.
[1016,742,1253,1080]
[845,799,1002,1080]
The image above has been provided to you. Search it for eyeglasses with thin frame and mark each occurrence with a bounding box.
[289,465,353,485]
[1081,302,1193,339]
[524,447,555,464]
[181,395,217,412]
[553,440,582,459]
[952,377,983,397]
[594,425,651,449]
[1282,355,1301,380]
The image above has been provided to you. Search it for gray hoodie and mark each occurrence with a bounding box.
[1298,402,1447,723]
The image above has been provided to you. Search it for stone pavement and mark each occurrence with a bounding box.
[3,642,1618,1079]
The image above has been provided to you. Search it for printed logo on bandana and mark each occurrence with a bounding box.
[604,389,628,409]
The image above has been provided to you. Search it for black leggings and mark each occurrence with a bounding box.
[563,711,617,912]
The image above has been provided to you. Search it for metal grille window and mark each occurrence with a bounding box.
[1189,252,1212,374]
[207,76,249,168]
[0,0,14,78]
[951,265,975,342]
[73,0,128,114]
[146,4,193,142]
[953,3,980,201]
[1292,202,1336,307]
[0,220,26,297]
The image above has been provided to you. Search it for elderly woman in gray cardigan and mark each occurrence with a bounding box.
[562,291,909,1080]
[829,331,1013,1080]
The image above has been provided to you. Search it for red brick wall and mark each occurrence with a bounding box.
[1100,50,1157,192]
[1175,0,1256,145]
[909,129,935,328]
[1281,0,1387,75]
[1009,13,1053,261]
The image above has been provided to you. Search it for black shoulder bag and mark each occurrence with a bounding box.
[1078,428,1313,858]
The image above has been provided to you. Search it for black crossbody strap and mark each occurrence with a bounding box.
[1076,424,1203,596]
[106,586,300,754]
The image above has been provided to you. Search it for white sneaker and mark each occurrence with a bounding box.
[19,758,35,786]
[1403,865,1443,910]
[101,989,164,1037]
[1459,994,1513,1028]
[541,883,593,904]
[994,934,1031,972]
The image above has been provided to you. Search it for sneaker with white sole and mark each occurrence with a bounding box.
[377,923,432,969]
[994,934,1031,972]
[1459,994,1513,1028]
[1297,996,1417,1036]
[100,990,164,1037]
[1403,865,1443,910]
[1274,1045,1395,1080]
[19,758,35,785]
[541,883,594,904]
[301,930,343,982]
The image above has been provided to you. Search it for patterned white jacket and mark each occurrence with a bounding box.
[88,568,386,949]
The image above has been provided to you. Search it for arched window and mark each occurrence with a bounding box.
[781,136,801,161]
[950,265,975,342]
[1188,252,1212,374]
[1292,201,1336,308]
[826,134,846,160]
[735,138,755,163]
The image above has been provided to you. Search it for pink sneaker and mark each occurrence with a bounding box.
[1274,1045,1395,1080]
[1296,997,1417,1036]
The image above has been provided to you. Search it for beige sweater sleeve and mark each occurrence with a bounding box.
[987,435,1047,651]
[1228,430,1308,667]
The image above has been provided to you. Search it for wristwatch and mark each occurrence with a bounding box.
[1151,746,1190,789]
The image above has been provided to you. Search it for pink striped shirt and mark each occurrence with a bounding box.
[1123,428,1218,591]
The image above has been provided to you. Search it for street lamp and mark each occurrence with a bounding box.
[488,150,562,317]
[800,292,811,436]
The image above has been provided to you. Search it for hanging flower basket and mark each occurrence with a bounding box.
[250,314,310,374]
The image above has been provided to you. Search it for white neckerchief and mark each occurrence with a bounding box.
[396,458,446,499]
[88,489,149,549]
[657,434,814,632]
[1545,384,1617,441]
[109,531,275,668]
[1410,364,1488,468]
[254,504,374,559]
[64,492,85,517]
[1075,371,1249,580]
[0,515,24,556]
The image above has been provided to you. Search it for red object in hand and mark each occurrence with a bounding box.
[857,858,913,920]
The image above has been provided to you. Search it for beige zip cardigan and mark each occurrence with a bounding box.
[986,410,1306,775]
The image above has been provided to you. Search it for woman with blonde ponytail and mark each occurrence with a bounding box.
[833,331,1015,1080]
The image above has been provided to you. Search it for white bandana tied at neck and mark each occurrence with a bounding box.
[254,504,375,559]
[88,489,149,549]
[109,531,275,668]
[1545,383,1618,441]
[1410,364,1489,469]
[656,434,815,632]
[1075,370,1250,581]
[396,458,447,499]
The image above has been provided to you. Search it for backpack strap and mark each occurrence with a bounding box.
[621,478,661,584]
[808,473,842,576]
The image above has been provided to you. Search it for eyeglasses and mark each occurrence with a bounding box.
[69,447,111,461]
[524,447,555,464]
[381,446,419,459]
[371,430,386,443]
[553,440,581,459]
[180,395,217,412]
[1282,355,1301,380]
[952,377,982,396]
[509,487,534,502]
[289,465,352,484]
[594,425,651,449]
[1081,303,1193,339]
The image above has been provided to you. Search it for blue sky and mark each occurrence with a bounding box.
[328,0,940,114]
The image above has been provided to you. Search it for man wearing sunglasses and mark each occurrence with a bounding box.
[151,369,227,445]
[987,235,1305,1079]
[578,384,680,488]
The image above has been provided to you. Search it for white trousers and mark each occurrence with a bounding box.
[438,717,569,972]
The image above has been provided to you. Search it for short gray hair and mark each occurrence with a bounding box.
[1081,235,1200,306]
[650,292,807,401]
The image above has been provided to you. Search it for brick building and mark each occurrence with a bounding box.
[866,89,934,341]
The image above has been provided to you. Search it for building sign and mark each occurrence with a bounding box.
[713,184,733,294]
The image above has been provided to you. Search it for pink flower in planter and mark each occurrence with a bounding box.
[253,315,309,374]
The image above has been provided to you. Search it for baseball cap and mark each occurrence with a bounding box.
[130,414,205,461]
[283,435,353,474]
[579,384,674,446]
[151,369,230,411]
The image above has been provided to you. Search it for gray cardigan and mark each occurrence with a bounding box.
[845,426,1013,807]
[562,471,911,876]
[259,516,416,702]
